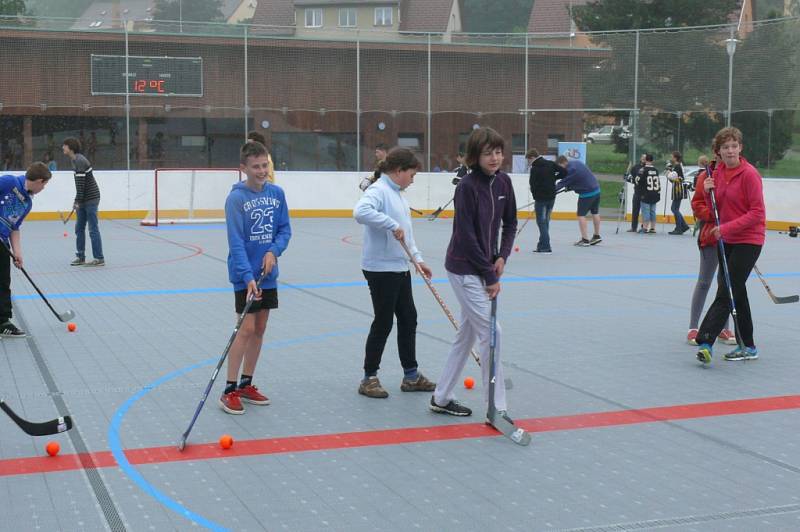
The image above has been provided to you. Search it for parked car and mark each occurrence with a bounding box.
[584,125,631,144]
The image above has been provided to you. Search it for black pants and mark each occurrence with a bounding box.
[0,243,12,323]
[697,243,762,348]
[363,270,418,374]
[630,192,642,230]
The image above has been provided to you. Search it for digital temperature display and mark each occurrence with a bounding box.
[91,55,203,97]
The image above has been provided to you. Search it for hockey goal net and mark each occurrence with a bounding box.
[140,168,243,226]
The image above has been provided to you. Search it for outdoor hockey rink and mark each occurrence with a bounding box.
[1,217,799,531]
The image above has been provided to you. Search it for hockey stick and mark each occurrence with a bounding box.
[58,207,75,225]
[1,398,73,436]
[178,271,268,451]
[486,297,530,446]
[398,239,512,388]
[708,184,745,353]
[0,240,76,322]
[428,197,454,220]
[753,265,799,304]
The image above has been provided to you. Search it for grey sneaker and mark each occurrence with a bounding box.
[400,372,436,392]
[429,396,472,416]
[574,238,591,247]
[358,376,389,398]
[70,257,85,266]
[85,259,105,267]
[486,410,514,425]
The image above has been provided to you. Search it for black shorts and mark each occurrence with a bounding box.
[577,194,600,216]
[234,288,278,314]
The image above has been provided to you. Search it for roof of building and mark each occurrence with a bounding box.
[294,0,398,5]
[527,0,588,34]
[251,0,296,28]
[399,0,458,33]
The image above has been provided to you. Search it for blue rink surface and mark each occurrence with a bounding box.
[1,217,799,532]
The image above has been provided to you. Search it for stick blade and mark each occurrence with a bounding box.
[1,401,73,436]
[58,309,76,322]
[178,435,187,452]
[427,209,443,221]
[772,294,800,304]
[488,413,531,446]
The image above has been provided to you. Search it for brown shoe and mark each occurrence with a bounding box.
[358,376,389,398]
[400,372,436,392]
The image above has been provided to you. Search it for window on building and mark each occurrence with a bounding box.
[339,8,356,27]
[304,8,322,28]
[397,133,422,153]
[374,7,393,26]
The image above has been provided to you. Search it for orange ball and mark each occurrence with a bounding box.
[67,322,76,332]
[46,441,60,456]
[63,232,68,237]
[514,246,520,252]
[463,377,475,389]
[219,434,234,450]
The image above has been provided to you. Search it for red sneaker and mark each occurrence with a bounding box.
[686,329,699,345]
[718,329,737,345]
[238,384,270,405]
[219,390,245,415]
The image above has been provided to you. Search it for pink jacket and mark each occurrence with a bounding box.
[707,157,766,246]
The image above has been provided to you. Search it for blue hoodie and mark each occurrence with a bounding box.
[0,174,33,243]
[225,180,291,290]
[555,160,600,198]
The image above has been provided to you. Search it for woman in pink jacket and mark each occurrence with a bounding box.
[695,127,766,364]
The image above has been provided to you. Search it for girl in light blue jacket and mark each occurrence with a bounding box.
[353,148,436,399]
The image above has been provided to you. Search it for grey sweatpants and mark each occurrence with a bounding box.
[690,245,730,330]
[433,273,507,411]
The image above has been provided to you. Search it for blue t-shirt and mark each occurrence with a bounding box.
[0,174,33,242]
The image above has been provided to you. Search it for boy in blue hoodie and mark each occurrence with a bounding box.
[221,141,291,415]
[555,156,602,246]
[0,162,52,338]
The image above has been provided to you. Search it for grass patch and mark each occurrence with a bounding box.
[586,143,628,175]
[599,179,624,209]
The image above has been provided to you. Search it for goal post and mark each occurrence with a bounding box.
[140,168,243,226]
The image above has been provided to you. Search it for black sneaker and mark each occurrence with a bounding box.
[0,321,26,338]
[533,248,552,254]
[429,396,472,416]
[626,228,637,233]
[589,234,602,245]
[668,229,681,235]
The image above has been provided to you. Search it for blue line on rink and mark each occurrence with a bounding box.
[12,271,800,301]
[108,329,366,531]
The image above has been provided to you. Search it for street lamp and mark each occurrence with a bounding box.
[725,30,739,127]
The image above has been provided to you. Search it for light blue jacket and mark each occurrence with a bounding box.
[353,174,422,271]
[225,181,291,290]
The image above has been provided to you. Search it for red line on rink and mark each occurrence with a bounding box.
[3,394,799,478]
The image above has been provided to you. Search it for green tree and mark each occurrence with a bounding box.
[0,0,26,16]
[153,0,224,23]
[461,0,533,33]
[572,0,738,32]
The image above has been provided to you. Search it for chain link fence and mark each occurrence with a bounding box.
[1,15,798,177]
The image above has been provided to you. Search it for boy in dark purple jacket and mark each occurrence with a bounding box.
[430,127,517,417]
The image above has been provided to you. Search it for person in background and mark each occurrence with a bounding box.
[687,151,736,347]
[667,151,690,235]
[62,137,104,267]
[555,156,602,246]
[527,148,565,253]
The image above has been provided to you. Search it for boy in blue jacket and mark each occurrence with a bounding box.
[0,162,52,338]
[556,156,602,246]
[221,141,291,415]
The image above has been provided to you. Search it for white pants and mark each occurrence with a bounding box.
[433,273,507,411]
